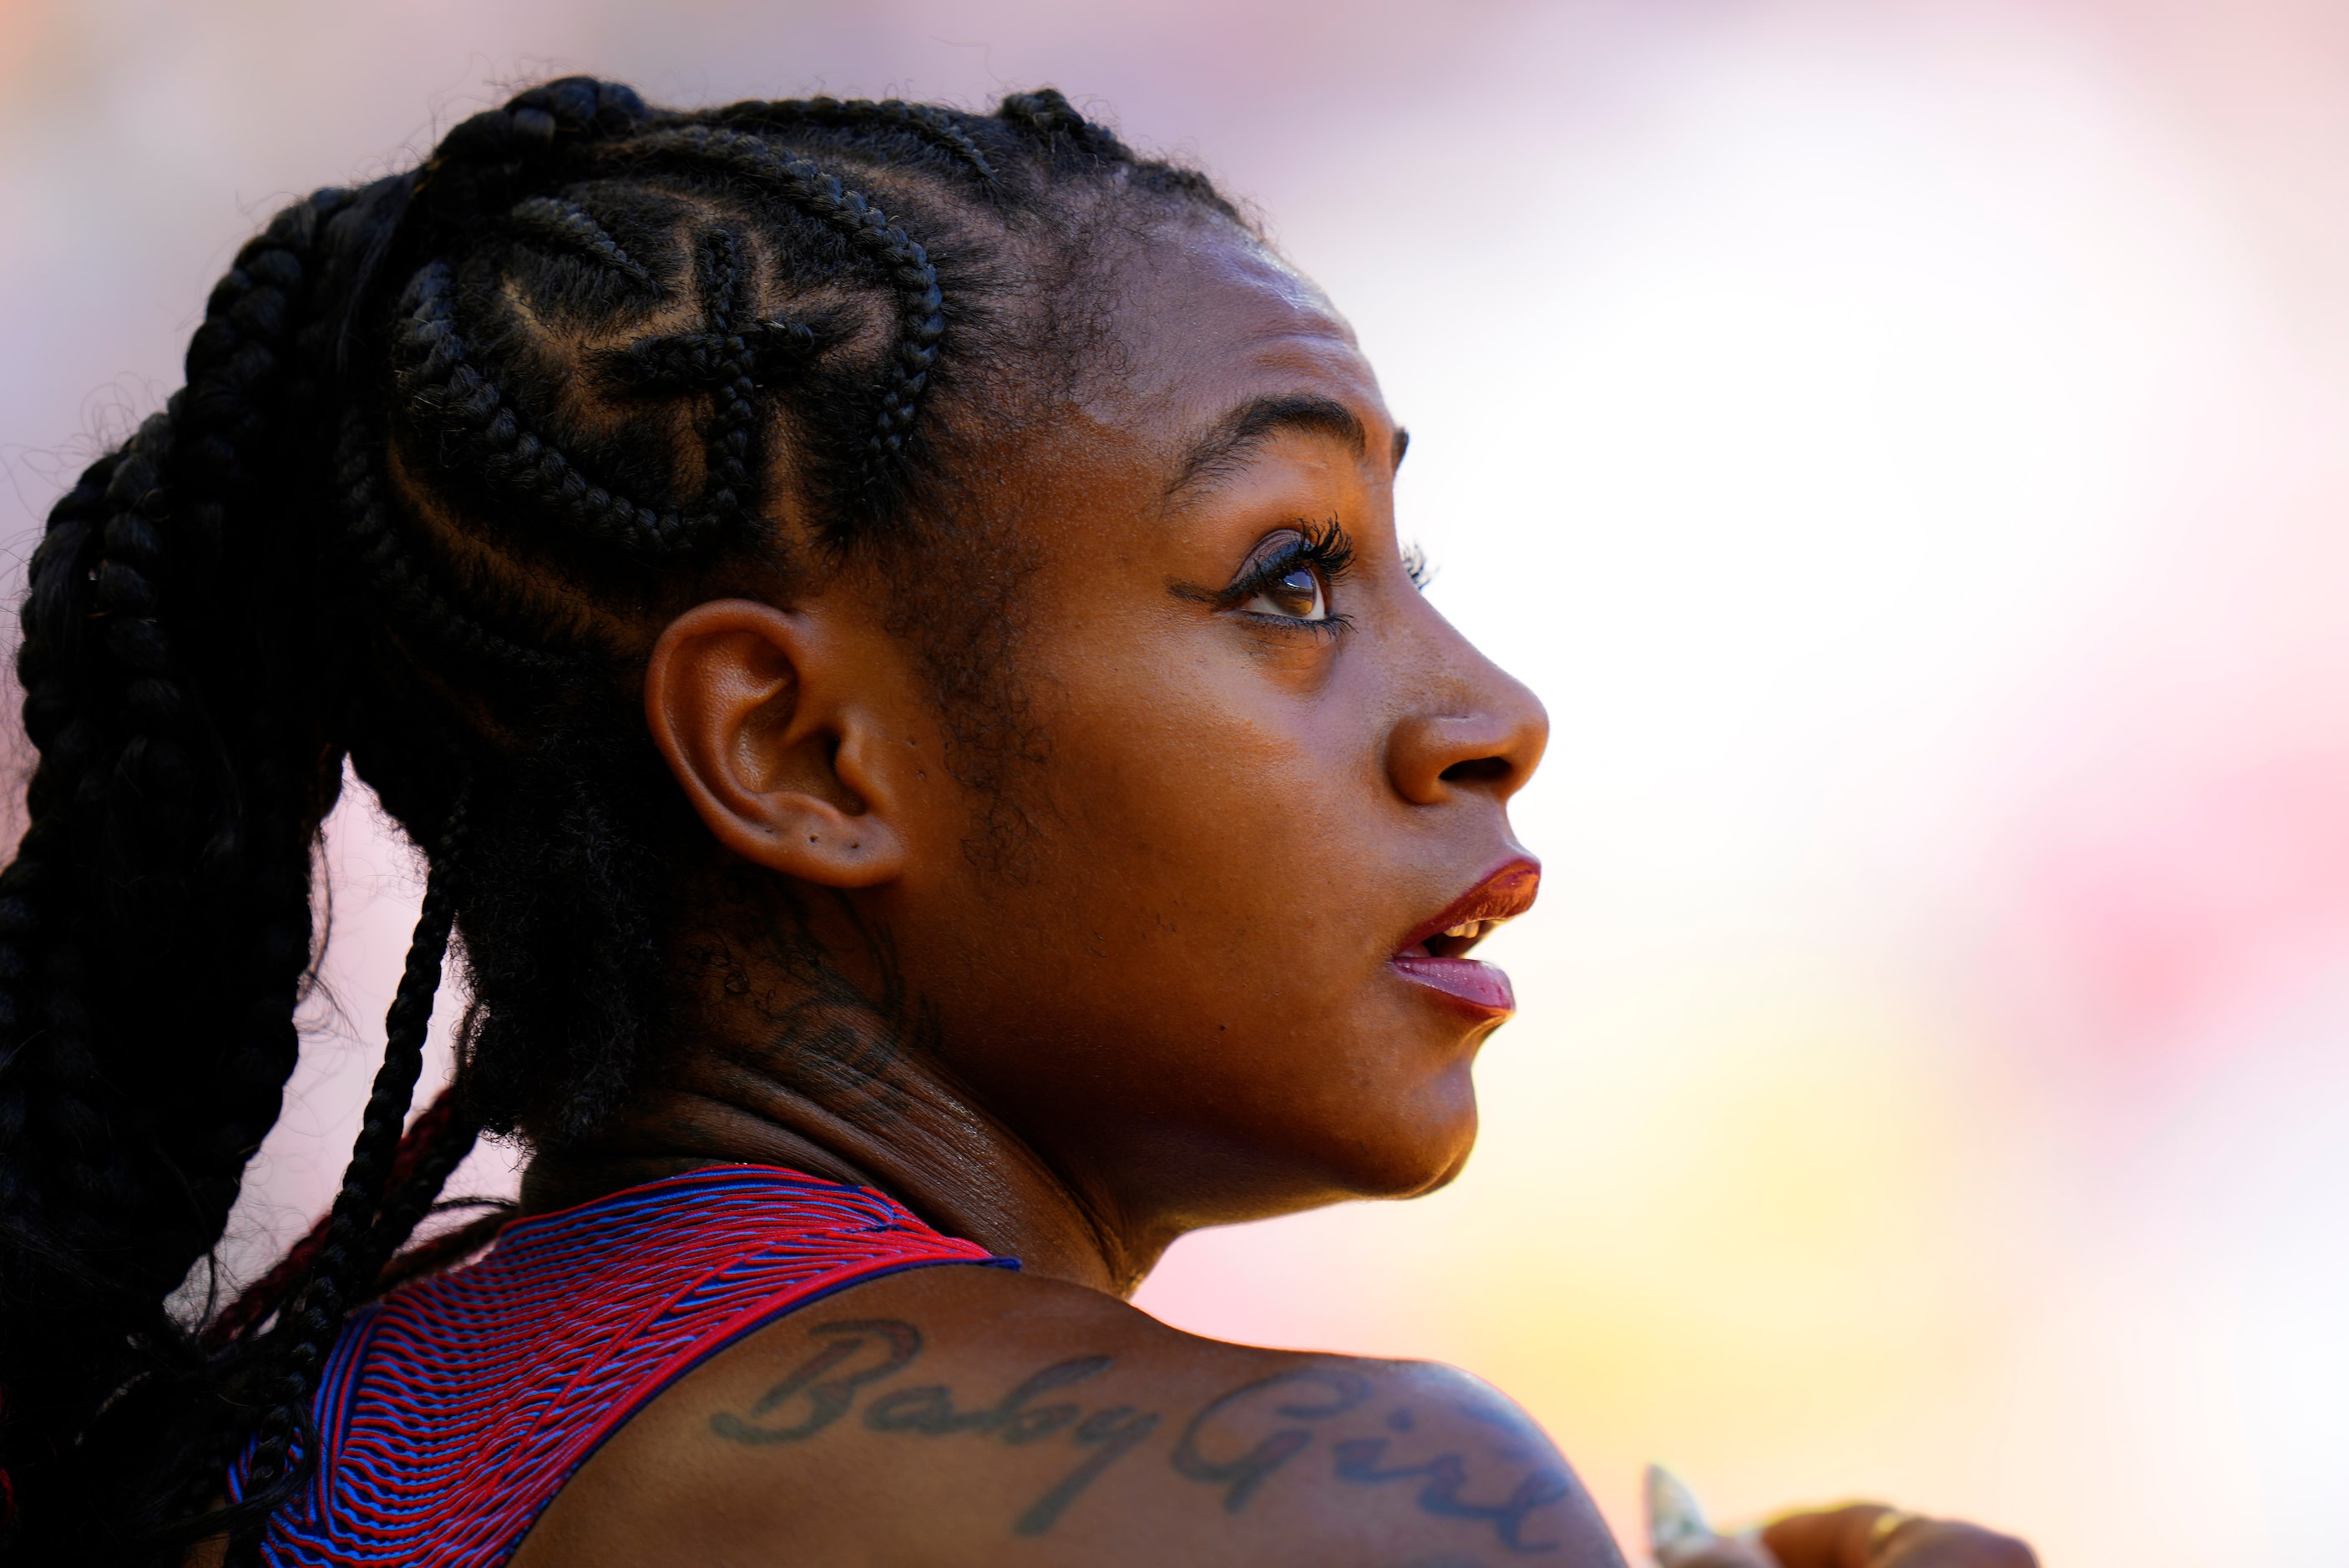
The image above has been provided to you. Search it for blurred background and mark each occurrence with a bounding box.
[7,1,2349,1561]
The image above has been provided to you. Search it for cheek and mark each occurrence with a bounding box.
[1045,655,1371,989]
[915,643,1482,1194]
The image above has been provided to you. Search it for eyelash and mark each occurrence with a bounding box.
[1223,518,1358,638]
[1399,540,1434,592]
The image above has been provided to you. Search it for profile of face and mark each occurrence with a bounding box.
[641,216,1547,1284]
[3,82,2045,1568]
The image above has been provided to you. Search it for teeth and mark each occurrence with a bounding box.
[1443,919,1486,940]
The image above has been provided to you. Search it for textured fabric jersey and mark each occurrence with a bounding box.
[228,1165,1005,1566]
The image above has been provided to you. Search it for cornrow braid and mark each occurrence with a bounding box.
[332,407,588,681]
[506,195,657,291]
[412,78,652,220]
[616,124,947,522]
[393,261,727,558]
[992,86,1245,219]
[0,73,1253,1564]
[995,86,1134,162]
[673,227,760,530]
[713,95,1000,187]
[592,314,829,397]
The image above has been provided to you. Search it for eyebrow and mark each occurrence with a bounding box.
[1163,392,1370,503]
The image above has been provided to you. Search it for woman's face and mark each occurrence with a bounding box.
[858,221,1548,1239]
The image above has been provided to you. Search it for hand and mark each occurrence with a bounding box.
[1664,1505,2038,1568]
[1758,1505,2038,1568]
[1648,1468,2037,1568]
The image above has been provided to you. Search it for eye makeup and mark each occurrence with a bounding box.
[1217,518,1356,632]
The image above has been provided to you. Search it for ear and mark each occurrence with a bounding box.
[645,598,906,888]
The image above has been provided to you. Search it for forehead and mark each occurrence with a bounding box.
[1093,224,1385,434]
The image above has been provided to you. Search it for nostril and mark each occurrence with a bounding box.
[1439,756,1511,785]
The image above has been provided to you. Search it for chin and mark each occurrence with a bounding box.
[1404,1139,1479,1197]
[1374,1135,1478,1201]
[1318,1088,1481,1203]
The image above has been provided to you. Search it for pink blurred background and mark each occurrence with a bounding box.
[8,3,2349,1562]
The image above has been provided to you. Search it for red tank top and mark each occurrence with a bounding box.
[228,1165,1006,1565]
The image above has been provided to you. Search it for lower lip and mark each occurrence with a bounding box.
[1389,954,1516,1016]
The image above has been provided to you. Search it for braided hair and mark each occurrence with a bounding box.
[0,77,1245,1565]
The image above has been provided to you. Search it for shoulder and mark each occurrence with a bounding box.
[514,1261,1627,1568]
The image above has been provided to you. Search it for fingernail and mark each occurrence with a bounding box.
[1648,1464,1719,1566]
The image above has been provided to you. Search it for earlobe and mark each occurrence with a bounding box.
[644,599,907,888]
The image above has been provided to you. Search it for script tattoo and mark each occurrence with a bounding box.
[710,1318,1575,1551]
[1169,1368,1372,1512]
[710,1318,922,1444]
[1168,1378,1572,1552]
[708,1318,1161,1535]
[685,872,939,1128]
[1333,1425,1571,1552]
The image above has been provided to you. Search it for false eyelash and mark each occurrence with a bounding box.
[1399,540,1435,591]
[1299,516,1358,580]
[1222,518,1357,608]
[1213,518,1359,639]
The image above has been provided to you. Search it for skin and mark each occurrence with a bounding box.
[494,221,2036,1567]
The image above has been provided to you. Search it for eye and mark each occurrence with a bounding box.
[1244,562,1329,621]
[1202,519,1355,632]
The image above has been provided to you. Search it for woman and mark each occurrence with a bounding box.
[0,78,2035,1566]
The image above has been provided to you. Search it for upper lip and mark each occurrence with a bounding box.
[1395,857,1540,960]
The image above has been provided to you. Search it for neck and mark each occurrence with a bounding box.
[519,1053,1157,1296]
[517,870,1164,1297]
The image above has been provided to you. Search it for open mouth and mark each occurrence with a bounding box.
[1417,915,1510,961]
[1389,858,1539,1017]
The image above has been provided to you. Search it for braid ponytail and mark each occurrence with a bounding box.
[0,184,368,1560]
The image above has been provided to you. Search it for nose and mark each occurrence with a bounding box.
[1385,648,1548,808]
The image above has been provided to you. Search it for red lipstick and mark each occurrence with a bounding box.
[1390,857,1538,1017]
